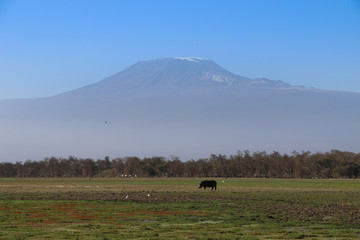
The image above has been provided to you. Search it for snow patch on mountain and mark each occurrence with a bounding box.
[200,72,234,85]
[174,57,206,63]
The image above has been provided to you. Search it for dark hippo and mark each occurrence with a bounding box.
[198,180,217,190]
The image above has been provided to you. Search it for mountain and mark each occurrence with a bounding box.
[56,57,291,98]
[1,57,360,162]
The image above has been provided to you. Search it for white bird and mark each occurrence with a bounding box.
[125,195,128,199]
[147,194,150,197]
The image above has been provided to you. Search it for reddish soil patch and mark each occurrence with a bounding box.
[0,207,11,210]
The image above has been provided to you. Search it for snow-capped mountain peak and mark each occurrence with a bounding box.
[56,57,304,98]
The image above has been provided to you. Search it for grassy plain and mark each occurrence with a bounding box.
[1,178,360,239]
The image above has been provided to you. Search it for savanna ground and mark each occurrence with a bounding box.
[1,178,360,239]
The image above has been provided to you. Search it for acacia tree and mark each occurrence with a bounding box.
[96,157,111,174]
[0,162,16,177]
[81,158,96,177]
[167,156,185,177]
[184,160,200,177]
[124,157,141,176]
[111,158,125,175]
[140,157,168,177]
[282,154,295,178]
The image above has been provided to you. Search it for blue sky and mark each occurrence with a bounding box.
[1,0,360,99]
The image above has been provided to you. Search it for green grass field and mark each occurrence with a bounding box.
[1,178,360,239]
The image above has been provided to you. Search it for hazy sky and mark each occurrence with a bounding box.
[1,0,360,99]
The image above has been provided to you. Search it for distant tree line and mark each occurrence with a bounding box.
[1,150,360,179]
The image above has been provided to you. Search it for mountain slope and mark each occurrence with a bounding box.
[0,58,359,162]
